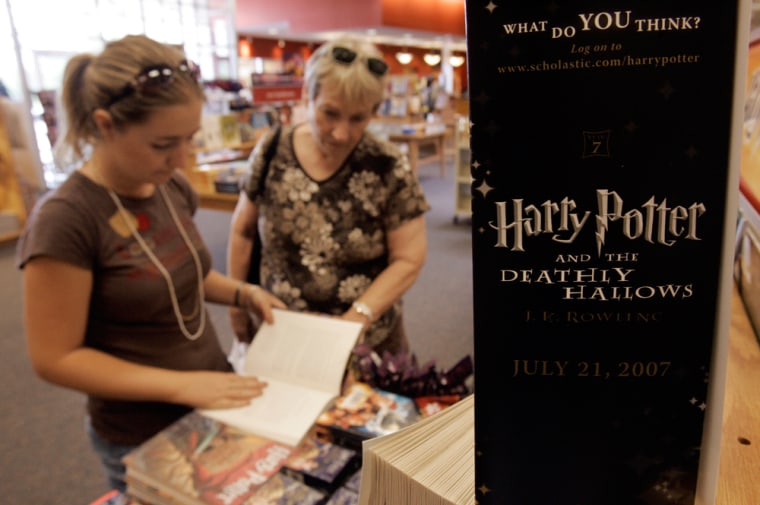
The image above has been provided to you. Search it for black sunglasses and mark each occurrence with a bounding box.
[331,46,389,77]
[105,59,201,108]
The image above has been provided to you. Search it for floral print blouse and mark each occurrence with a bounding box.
[240,125,430,348]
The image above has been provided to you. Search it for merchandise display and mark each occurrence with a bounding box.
[280,436,360,493]
[123,411,295,505]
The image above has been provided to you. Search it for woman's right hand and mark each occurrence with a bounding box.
[172,370,268,410]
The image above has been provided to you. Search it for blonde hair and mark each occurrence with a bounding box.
[55,34,204,165]
[304,36,387,109]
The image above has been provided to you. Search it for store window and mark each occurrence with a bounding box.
[3,0,236,188]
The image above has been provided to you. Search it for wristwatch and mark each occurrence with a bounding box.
[352,301,374,322]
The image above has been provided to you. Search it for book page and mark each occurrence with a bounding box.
[244,308,363,394]
[200,309,362,447]
[201,379,334,447]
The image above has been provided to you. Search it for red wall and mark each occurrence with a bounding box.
[381,0,465,35]
[235,0,464,36]
[236,0,382,32]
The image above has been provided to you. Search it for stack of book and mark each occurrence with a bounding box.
[118,309,473,504]
[88,489,140,505]
[314,382,421,452]
[358,394,474,505]
[324,469,362,505]
[123,411,328,505]
[280,436,359,495]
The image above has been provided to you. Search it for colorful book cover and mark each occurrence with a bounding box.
[88,490,138,505]
[242,473,326,505]
[219,114,242,147]
[465,1,748,504]
[281,436,359,492]
[125,480,176,505]
[123,411,293,505]
[413,394,463,418]
[324,486,359,505]
[315,383,420,451]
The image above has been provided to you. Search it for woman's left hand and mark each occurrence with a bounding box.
[242,284,287,324]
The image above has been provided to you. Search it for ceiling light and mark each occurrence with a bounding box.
[449,54,465,68]
[423,52,441,66]
[395,50,413,65]
[238,38,253,59]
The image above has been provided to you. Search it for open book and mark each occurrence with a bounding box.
[200,308,363,447]
[358,394,474,505]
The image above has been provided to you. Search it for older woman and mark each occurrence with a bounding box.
[228,37,430,363]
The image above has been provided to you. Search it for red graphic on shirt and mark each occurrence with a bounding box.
[135,213,151,230]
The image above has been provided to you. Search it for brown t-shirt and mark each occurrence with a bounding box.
[17,171,231,445]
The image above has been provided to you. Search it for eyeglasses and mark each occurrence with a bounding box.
[331,46,389,77]
[105,60,201,108]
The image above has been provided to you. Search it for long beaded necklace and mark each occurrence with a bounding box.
[107,185,206,340]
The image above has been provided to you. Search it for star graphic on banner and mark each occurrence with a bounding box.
[659,80,675,100]
[473,89,490,106]
[485,1,497,14]
[478,483,491,495]
[472,160,481,171]
[476,180,493,197]
[485,120,501,137]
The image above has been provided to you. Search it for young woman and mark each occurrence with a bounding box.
[16,34,286,491]
[228,37,430,361]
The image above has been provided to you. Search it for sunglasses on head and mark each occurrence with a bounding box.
[331,46,388,77]
[105,59,201,108]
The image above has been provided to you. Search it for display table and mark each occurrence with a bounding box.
[184,165,240,212]
[186,140,257,212]
[716,284,760,504]
[388,129,446,177]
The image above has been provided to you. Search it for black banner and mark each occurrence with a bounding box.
[466,2,746,504]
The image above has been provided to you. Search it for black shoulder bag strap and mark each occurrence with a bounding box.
[259,125,282,190]
[247,125,281,284]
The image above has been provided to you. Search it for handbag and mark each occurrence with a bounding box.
[246,125,281,284]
